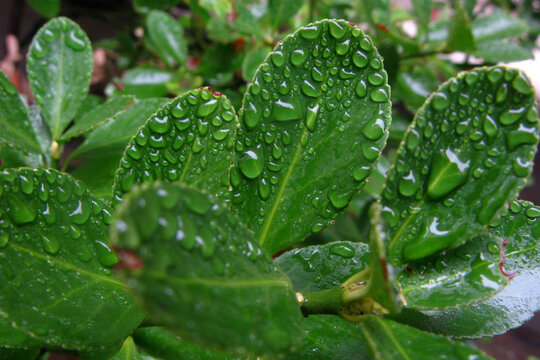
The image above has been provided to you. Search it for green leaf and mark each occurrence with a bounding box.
[394,67,440,112]
[146,11,187,67]
[474,40,532,63]
[358,316,492,360]
[58,95,135,141]
[28,105,52,163]
[0,346,41,360]
[111,183,304,357]
[0,71,42,154]
[132,0,181,13]
[286,315,371,360]
[71,156,121,200]
[231,20,391,254]
[411,0,432,35]
[27,17,93,139]
[398,231,507,309]
[393,200,540,338]
[472,11,529,42]
[133,327,239,360]
[0,319,42,349]
[200,0,232,20]
[275,241,370,292]
[0,144,43,169]
[447,2,476,52]
[68,98,169,161]
[74,95,104,121]
[268,0,306,29]
[27,0,60,18]
[120,68,174,98]
[360,0,391,28]
[380,66,539,263]
[241,48,271,82]
[110,337,139,360]
[0,168,144,350]
[112,89,237,204]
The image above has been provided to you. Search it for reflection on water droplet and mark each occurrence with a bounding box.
[272,98,303,121]
[328,20,346,39]
[328,190,350,209]
[398,170,419,197]
[5,194,36,225]
[427,148,470,200]
[239,146,264,179]
[329,243,355,258]
[66,30,86,51]
[42,235,60,255]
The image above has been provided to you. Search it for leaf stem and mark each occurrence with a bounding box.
[298,287,343,316]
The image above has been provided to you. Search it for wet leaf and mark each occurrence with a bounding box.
[231,20,391,254]
[472,11,529,42]
[242,48,271,82]
[0,168,144,350]
[111,88,238,204]
[358,316,492,360]
[0,71,42,154]
[0,346,41,360]
[474,40,532,63]
[120,68,174,98]
[447,2,475,51]
[275,241,370,292]
[71,156,121,201]
[68,98,169,161]
[146,11,187,67]
[111,183,304,357]
[393,200,540,338]
[58,95,135,142]
[133,327,240,360]
[393,67,440,112]
[381,66,539,263]
[27,17,93,139]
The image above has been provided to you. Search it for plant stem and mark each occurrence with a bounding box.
[299,287,343,316]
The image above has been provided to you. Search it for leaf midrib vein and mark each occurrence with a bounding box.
[53,30,65,138]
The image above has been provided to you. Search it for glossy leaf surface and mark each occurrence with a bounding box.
[0,169,143,350]
[472,11,528,42]
[394,200,540,338]
[358,316,492,360]
[381,66,539,262]
[27,17,93,138]
[68,98,169,161]
[112,89,237,204]
[58,95,135,141]
[232,20,391,254]
[111,183,304,357]
[120,68,173,98]
[399,232,507,309]
[276,241,370,292]
[146,11,187,67]
[0,71,41,154]
[133,327,239,360]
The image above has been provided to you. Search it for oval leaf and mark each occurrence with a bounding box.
[111,183,304,357]
[231,19,392,254]
[27,17,93,138]
[58,95,135,142]
[0,168,143,350]
[381,66,539,262]
[146,11,187,67]
[394,200,540,338]
[0,71,41,154]
[112,89,238,204]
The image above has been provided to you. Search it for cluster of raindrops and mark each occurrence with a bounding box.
[0,169,118,273]
[113,88,237,204]
[230,19,391,238]
[26,17,92,117]
[115,184,277,280]
[381,66,539,260]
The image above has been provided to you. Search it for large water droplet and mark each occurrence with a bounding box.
[41,235,60,255]
[329,243,355,258]
[69,200,91,225]
[369,87,389,103]
[427,148,470,200]
[19,175,34,195]
[398,170,419,197]
[431,92,450,111]
[300,25,320,39]
[500,106,527,126]
[305,103,320,132]
[301,80,319,98]
[5,194,36,225]
[363,117,385,140]
[336,39,350,55]
[95,241,119,267]
[196,99,219,117]
[355,80,367,98]
[239,146,264,179]
[328,20,346,39]
[512,72,533,95]
[149,114,170,134]
[66,30,86,51]
[243,102,260,129]
[506,124,539,150]
[352,51,368,68]
[483,114,498,138]
[328,190,350,209]
[271,51,285,67]
[272,99,303,121]
[290,49,308,66]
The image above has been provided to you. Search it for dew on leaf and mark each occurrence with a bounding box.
[41,234,60,255]
[66,30,86,51]
[238,148,264,179]
[272,99,303,121]
[149,115,171,134]
[299,24,320,39]
[398,170,419,197]
[290,49,307,66]
[5,194,36,225]
[427,148,470,200]
[500,106,527,126]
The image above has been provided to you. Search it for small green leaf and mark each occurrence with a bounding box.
[0,168,144,350]
[68,98,169,161]
[120,67,174,98]
[474,40,532,63]
[268,0,306,29]
[393,200,540,338]
[112,89,238,204]
[447,2,476,51]
[27,17,93,139]
[399,232,507,309]
[358,316,492,360]
[275,241,370,292]
[381,66,539,263]
[27,0,60,18]
[58,95,135,141]
[286,315,371,360]
[71,156,121,200]
[110,337,139,360]
[146,11,187,67]
[0,71,42,154]
[111,183,304,357]
[231,20,391,254]
[133,327,239,360]
[472,11,529,42]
